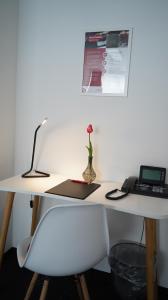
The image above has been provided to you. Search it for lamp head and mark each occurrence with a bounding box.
[41,117,48,127]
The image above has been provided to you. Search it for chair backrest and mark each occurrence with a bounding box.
[22,203,109,276]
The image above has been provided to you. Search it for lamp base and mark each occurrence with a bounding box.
[22,170,50,178]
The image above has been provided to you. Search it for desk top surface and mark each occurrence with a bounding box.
[0,174,168,219]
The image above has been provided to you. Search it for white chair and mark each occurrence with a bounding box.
[17,203,110,300]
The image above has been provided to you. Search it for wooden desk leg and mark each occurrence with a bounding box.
[145,217,157,300]
[0,192,15,267]
[30,195,40,236]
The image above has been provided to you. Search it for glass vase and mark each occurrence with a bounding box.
[82,156,96,184]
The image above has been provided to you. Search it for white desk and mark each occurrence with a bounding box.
[0,174,167,300]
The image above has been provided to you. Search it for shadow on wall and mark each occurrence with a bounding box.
[106,209,145,246]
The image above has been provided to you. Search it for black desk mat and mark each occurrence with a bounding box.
[45,179,101,200]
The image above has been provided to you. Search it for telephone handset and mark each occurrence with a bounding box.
[121,176,137,193]
[105,176,137,201]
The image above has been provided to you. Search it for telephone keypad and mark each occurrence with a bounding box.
[134,183,168,198]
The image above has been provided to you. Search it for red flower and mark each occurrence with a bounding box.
[86,124,93,157]
[87,124,93,134]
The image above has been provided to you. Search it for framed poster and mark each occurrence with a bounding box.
[82,29,132,96]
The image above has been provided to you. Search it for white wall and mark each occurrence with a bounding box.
[0,0,18,250]
[13,0,168,287]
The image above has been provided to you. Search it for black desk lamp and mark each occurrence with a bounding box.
[22,118,50,178]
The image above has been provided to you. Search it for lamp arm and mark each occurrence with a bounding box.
[30,124,41,171]
[22,118,49,178]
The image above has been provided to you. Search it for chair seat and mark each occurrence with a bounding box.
[16,203,110,300]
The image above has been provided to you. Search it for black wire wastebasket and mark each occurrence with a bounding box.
[109,241,152,300]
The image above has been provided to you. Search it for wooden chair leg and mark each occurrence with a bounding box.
[79,274,90,300]
[39,279,49,300]
[24,272,39,300]
[74,275,84,300]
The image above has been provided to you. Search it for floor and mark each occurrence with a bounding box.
[0,248,168,300]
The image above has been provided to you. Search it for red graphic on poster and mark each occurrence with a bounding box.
[83,48,105,87]
[82,30,131,96]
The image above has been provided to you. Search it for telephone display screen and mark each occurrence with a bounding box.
[142,169,161,181]
[139,165,166,186]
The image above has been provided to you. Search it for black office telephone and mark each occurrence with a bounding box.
[121,176,137,193]
[105,165,168,200]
